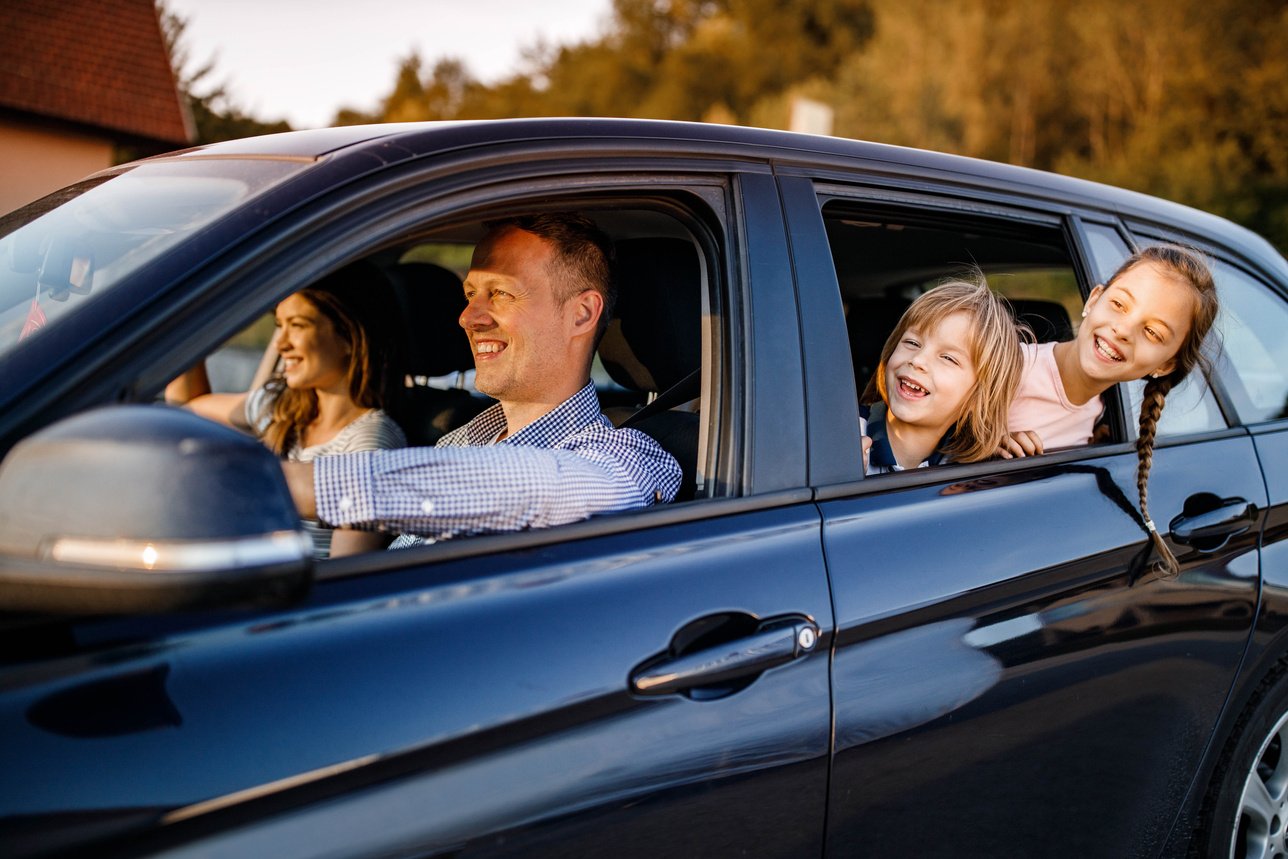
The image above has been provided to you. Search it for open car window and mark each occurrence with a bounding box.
[161,195,724,563]
[820,202,1087,450]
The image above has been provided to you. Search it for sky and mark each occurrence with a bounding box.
[165,0,615,129]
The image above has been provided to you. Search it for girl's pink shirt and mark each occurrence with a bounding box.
[1006,341,1103,448]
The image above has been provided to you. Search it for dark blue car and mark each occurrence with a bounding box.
[1,119,1286,858]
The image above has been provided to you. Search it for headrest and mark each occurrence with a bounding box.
[1009,298,1073,343]
[385,262,473,377]
[846,295,912,400]
[599,238,702,393]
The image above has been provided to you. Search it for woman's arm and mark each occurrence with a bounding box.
[328,528,393,557]
[165,362,251,430]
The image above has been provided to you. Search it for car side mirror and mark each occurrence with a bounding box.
[0,406,312,614]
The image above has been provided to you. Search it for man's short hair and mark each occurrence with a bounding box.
[483,212,616,340]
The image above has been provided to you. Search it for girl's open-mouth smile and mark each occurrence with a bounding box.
[1093,335,1125,363]
[896,375,930,399]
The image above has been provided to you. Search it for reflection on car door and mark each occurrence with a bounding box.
[1,507,834,857]
[818,437,1261,856]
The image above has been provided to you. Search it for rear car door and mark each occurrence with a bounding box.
[0,147,832,857]
[779,170,1263,857]
[1194,247,1288,687]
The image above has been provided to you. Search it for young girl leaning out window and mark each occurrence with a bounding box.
[1002,245,1220,575]
[860,277,1025,475]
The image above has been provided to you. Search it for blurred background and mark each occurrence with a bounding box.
[3,0,1286,255]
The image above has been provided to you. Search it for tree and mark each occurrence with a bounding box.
[348,0,875,125]
[156,1,291,144]
[816,0,1288,254]
[342,0,1288,254]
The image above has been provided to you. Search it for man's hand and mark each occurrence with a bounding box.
[998,430,1043,459]
[281,460,317,519]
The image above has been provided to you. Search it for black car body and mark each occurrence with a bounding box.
[1,119,1287,857]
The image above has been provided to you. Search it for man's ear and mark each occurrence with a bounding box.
[570,289,604,335]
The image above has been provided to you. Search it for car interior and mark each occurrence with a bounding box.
[821,202,1097,436]
[197,204,716,515]
[195,199,1100,537]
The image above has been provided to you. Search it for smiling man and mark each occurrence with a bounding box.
[282,213,682,543]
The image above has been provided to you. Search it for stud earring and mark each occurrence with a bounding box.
[1081,309,1088,318]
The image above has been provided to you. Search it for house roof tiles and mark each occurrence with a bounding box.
[0,0,192,145]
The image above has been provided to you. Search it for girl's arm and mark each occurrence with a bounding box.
[998,430,1044,459]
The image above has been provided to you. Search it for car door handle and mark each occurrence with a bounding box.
[1170,498,1255,545]
[630,620,819,696]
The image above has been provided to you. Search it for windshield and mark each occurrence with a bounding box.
[0,158,308,362]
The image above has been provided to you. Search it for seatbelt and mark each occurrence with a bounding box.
[622,368,701,428]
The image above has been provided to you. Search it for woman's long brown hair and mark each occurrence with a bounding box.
[261,263,404,455]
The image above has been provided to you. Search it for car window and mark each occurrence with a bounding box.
[821,202,1083,433]
[201,313,276,394]
[1079,221,1135,284]
[162,198,722,563]
[0,159,307,363]
[1210,261,1288,424]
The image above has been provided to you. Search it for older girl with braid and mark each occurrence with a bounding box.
[1003,245,1219,575]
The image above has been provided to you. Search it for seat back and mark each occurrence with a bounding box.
[1009,298,1074,343]
[846,295,912,399]
[385,262,488,445]
[599,237,703,501]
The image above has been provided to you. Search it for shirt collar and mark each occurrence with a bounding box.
[864,404,901,470]
[862,402,948,471]
[462,381,601,447]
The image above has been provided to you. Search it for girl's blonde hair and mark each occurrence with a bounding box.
[862,276,1025,463]
[1117,245,1219,577]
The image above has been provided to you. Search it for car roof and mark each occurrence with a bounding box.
[163,118,1286,278]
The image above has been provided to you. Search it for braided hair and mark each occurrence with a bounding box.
[1121,246,1219,577]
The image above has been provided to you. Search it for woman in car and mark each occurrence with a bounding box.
[166,262,407,557]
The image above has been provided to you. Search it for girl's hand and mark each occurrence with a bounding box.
[998,430,1043,459]
[862,435,873,472]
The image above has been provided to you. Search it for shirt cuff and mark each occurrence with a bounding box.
[313,450,378,528]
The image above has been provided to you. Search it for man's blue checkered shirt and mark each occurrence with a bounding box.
[313,381,683,544]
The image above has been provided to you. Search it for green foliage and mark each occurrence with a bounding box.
[819,0,1288,254]
[153,0,1288,267]
[399,243,475,277]
[345,0,874,124]
[227,313,276,351]
[157,1,292,144]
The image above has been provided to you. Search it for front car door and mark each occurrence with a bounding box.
[0,136,833,857]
